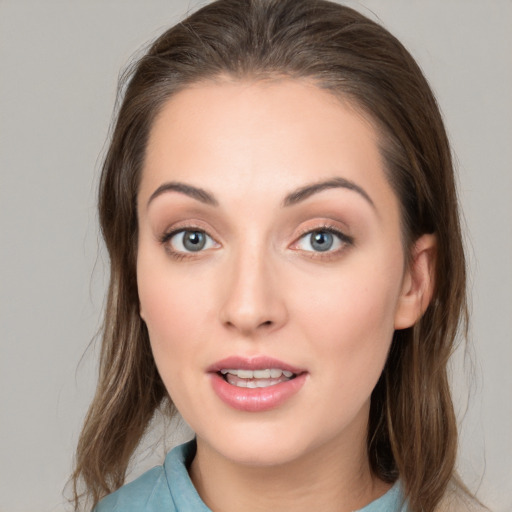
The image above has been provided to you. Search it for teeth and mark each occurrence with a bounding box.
[220,368,298,389]
[253,369,270,378]
[219,368,295,379]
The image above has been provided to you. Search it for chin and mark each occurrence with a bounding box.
[216,438,310,467]
[194,418,335,469]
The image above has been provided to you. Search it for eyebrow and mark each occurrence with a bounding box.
[282,177,375,209]
[146,177,374,210]
[147,181,219,208]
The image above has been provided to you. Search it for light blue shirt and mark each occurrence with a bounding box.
[95,440,408,511]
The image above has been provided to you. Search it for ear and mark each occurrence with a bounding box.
[394,234,437,330]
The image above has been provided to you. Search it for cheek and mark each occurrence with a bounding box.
[137,268,214,420]
[139,276,202,341]
[292,254,402,387]
[137,250,211,381]
[299,259,400,333]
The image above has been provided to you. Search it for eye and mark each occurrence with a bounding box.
[295,228,350,253]
[165,229,217,253]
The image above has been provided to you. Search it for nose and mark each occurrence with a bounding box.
[219,247,288,336]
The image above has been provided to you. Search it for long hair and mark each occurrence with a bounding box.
[72,1,469,510]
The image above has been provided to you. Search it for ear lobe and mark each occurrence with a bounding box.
[394,234,437,330]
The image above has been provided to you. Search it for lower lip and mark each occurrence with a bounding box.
[210,372,307,412]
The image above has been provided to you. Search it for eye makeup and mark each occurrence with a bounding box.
[157,218,354,263]
[158,220,221,261]
[290,223,354,261]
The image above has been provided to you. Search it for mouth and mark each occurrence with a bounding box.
[208,356,307,412]
[218,368,296,388]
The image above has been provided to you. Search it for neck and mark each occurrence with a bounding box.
[189,430,390,512]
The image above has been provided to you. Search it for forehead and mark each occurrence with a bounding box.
[140,79,396,215]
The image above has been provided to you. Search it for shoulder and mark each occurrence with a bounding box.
[94,465,174,512]
[435,482,489,512]
[93,441,199,512]
[435,497,489,512]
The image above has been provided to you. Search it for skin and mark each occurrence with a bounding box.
[136,79,436,512]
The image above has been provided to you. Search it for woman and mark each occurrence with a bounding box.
[72,0,482,510]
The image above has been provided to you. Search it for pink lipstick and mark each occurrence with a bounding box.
[208,356,307,412]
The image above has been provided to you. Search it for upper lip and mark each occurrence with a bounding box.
[207,356,305,374]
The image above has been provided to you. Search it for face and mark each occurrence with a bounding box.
[137,80,422,468]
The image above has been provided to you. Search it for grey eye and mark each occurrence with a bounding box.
[183,231,206,251]
[310,231,334,252]
[170,230,216,253]
[296,229,345,253]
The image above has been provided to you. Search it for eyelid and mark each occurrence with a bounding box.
[290,223,354,256]
[293,221,353,243]
[159,223,221,258]
[158,219,217,242]
[157,219,353,260]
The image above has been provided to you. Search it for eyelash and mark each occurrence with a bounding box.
[159,223,353,261]
[293,224,354,259]
[159,225,215,261]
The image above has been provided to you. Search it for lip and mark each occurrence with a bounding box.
[207,355,305,374]
[208,356,307,412]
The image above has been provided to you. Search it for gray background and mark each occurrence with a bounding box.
[1,1,511,511]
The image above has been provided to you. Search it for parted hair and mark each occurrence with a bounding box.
[72,1,470,511]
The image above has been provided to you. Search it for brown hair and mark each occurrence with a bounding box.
[72,1,470,510]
